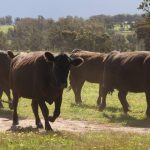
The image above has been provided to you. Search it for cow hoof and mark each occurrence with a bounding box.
[37,122,44,129]
[99,105,106,111]
[13,121,19,126]
[48,116,55,122]
[45,125,53,131]
[75,101,82,105]
[124,108,131,114]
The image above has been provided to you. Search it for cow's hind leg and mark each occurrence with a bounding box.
[145,92,150,118]
[31,99,43,128]
[71,80,84,104]
[12,92,19,125]
[118,90,130,113]
[99,87,107,111]
[38,100,52,131]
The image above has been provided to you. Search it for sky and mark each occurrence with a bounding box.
[0,0,143,19]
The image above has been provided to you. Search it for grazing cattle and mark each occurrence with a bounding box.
[9,51,83,130]
[69,49,107,105]
[0,50,14,109]
[100,51,150,117]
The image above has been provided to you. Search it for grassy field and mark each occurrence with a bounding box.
[0,25,13,33]
[0,131,150,150]
[1,81,150,149]
[1,81,150,127]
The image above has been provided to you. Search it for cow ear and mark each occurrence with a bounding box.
[70,57,84,66]
[44,52,55,62]
[7,50,15,59]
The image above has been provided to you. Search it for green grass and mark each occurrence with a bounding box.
[0,25,13,33]
[1,82,150,149]
[0,131,150,150]
[1,81,150,128]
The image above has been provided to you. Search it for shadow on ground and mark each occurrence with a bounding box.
[0,108,13,120]
[7,125,58,133]
[103,106,150,128]
[0,108,27,120]
[70,104,150,128]
[70,103,98,110]
[7,125,39,133]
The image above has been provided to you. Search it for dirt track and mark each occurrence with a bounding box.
[1,117,150,134]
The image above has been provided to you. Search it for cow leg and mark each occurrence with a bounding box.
[99,87,107,111]
[71,80,84,104]
[97,84,102,106]
[4,88,13,110]
[31,99,43,128]
[12,92,19,125]
[49,95,62,122]
[145,92,150,118]
[0,88,3,108]
[38,100,52,131]
[118,91,129,113]
[75,81,84,104]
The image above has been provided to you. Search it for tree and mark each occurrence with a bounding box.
[138,0,150,13]
[138,0,150,21]
[136,0,150,51]
[111,33,127,51]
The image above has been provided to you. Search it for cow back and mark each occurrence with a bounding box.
[103,51,150,92]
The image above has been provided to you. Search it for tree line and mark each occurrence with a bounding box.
[0,14,143,52]
[0,16,12,25]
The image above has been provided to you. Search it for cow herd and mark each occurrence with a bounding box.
[70,49,150,118]
[0,49,150,131]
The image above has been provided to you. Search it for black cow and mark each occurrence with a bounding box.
[9,51,83,130]
[0,50,14,109]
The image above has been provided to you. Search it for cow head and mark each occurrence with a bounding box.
[44,52,83,89]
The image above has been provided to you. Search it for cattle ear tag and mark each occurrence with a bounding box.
[71,57,84,66]
[44,52,55,62]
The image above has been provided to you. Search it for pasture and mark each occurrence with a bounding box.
[0,81,150,149]
[0,131,150,150]
[0,25,13,33]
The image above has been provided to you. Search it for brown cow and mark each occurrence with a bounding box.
[69,49,107,105]
[100,51,150,117]
[0,50,14,109]
[9,51,83,130]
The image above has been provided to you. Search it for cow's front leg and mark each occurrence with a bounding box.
[31,99,43,129]
[118,90,130,113]
[38,100,52,131]
[49,95,62,122]
[145,91,150,118]
[97,83,102,106]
